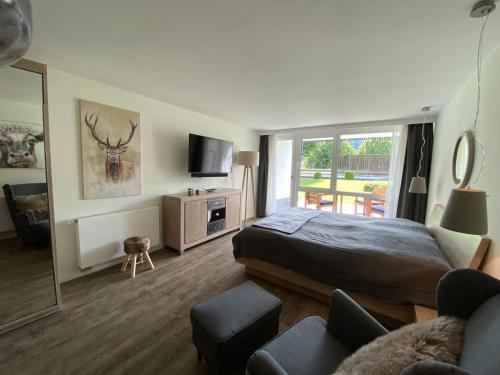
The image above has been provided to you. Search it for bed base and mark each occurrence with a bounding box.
[237,257,417,327]
[237,238,491,328]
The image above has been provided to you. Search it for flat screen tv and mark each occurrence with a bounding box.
[188,134,233,177]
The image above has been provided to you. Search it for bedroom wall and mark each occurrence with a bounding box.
[47,69,259,282]
[0,99,45,233]
[427,42,500,279]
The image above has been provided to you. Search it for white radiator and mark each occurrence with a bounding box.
[76,206,160,269]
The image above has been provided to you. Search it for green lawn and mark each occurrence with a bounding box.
[299,178,388,204]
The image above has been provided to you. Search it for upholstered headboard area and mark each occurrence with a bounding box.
[427,203,490,270]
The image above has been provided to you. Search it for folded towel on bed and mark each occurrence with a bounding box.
[253,208,321,234]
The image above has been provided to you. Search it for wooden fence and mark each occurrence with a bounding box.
[338,154,390,176]
[301,154,391,178]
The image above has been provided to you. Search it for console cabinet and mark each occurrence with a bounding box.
[163,189,241,253]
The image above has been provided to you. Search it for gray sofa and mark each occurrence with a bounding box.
[247,269,500,375]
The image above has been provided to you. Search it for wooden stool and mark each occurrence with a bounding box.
[121,236,154,278]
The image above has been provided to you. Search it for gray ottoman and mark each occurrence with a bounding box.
[191,281,282,374]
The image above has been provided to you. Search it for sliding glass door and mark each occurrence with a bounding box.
[296,136,336,210]
[292,126,406,218]
[336,132,392,216]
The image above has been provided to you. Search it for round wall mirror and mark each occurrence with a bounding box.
[452,130,475,188]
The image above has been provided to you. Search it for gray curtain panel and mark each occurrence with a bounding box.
[256,135,269,217]
[397,123,434,224]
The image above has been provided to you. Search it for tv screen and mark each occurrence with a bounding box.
[188,134,233,176]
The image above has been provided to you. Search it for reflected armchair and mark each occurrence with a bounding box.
[2,183,50,247]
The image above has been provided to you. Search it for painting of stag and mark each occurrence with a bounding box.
[0,122,45,169]
[80,100,141,199]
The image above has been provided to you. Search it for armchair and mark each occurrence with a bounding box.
[247,290,387,374]
[2,183,51,247]
[247,269,500,375]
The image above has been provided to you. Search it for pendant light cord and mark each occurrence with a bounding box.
[471,13,489,187]
[416,114,426,177]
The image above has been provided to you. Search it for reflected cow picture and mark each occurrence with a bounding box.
[0,122,45,168]
[80,100,141,199]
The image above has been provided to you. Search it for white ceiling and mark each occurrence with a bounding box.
[25,0,500,130]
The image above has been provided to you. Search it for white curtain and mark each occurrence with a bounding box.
[385,125,408,218]
[265,135,277,216]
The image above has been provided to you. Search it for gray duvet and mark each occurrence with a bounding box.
[233,208,451,307]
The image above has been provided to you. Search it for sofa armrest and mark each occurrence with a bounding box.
[246,350,288,375]
[327,290,388,352]
[437,268,500,319]
[401,360,472,375]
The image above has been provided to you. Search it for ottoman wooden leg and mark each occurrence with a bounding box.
[121,255,130,272]
[130,254,137,278]
[143,251,155,270]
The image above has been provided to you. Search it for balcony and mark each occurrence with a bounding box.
[297,190,387,218]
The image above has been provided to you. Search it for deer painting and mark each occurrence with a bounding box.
[84,112,138,182]
[80,100,141,199]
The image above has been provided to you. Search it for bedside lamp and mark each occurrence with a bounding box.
[238,151,259,226]
[440,1,494,237]
[440,188,488,235]
[409,107,431,194]
[409,177,427,194]
[0,0,32,68]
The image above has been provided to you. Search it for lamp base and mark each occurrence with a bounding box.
[241,165,256,227]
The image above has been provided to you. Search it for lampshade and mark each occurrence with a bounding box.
[238,151,259,167]
[409,177,427,194]
[440,188,488,235]
[0,0,32,68]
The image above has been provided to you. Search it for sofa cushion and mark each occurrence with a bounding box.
[16,192,49,220]
[251,315,351,375]
[459,294,500,375]
[334,316,464,375]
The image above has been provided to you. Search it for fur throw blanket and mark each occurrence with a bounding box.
[333,316,465,375]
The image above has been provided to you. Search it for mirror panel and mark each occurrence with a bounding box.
[455,138,468,180]
[0,64,59,329]
[452,130,475,189]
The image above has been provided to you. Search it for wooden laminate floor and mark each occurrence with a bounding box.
[0,237,57,325]
[0,230,328,375]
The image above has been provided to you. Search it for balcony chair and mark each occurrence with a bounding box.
[304,192,337,212]
[354,186,387,217]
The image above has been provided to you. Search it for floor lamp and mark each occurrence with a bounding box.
[238,151,259,227]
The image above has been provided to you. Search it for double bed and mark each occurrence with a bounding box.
[233,208,489,326]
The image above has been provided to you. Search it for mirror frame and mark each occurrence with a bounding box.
[452,130,475,189]
[0,59,62,335]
